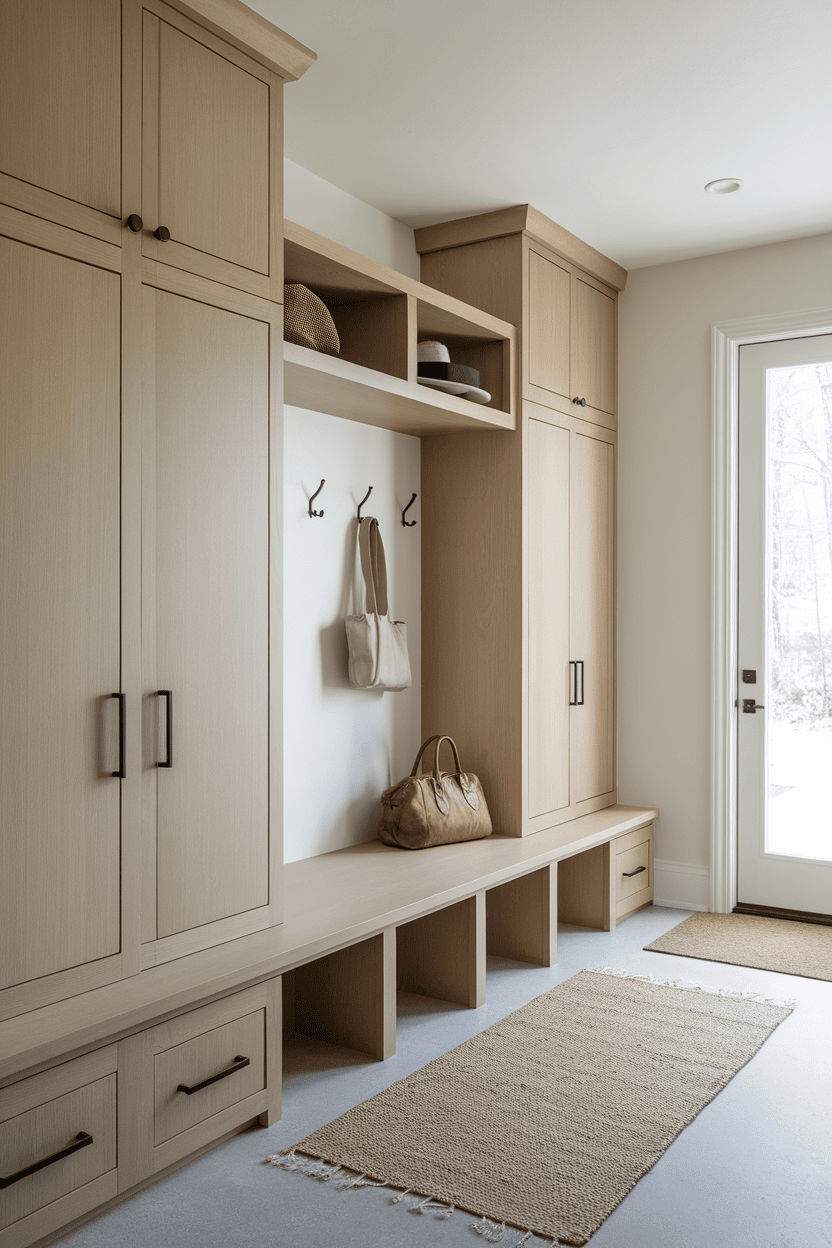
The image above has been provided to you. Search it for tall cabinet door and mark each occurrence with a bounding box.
[142,275,278,964]
[0,229,123,1016]
[141,0,282,299]
[570,427,616,808]
[571,277,616,429]
[527,414,571,827]
[0,0,121,237]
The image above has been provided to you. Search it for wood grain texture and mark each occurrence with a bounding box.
[0,204,121,274]
[0,174,122,246]
[0,1046,116,1116]
[147,286,270,939]
[570,431,616,806]
[615,826,654,921]
[397,893,485,1009]
[558,842,613,931]
[527,417,571,819]
[0,1075,116,1230]
[284,343,515,434]
[331,295,410,379]
[163,0,316,80]
[0,0,121,218]
[572,276,616,423]
[418,234,525,329]
[0,806,659,1081]
[527,248,571,402]
[0,237,121,993]
[421,430,524,836]
[156,18,269,273]
[153,1009,265,1144]
[486,865,557,967]
[290,931,395,1060]
[0,1172,117,1248]
[414,204,627,293]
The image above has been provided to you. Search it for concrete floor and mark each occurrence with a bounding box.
[59,906,832,1248]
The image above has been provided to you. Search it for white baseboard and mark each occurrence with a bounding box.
[653,859,710,912]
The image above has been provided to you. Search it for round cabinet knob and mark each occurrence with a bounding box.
[153,225,171,242]
[572,396,587,406]
[126,214,143,232]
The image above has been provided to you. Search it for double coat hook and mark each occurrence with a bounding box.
[308,479,325,518]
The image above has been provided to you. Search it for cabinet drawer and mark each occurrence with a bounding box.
[616,840,650,903]
[0,1048,117,1236]
[118,979,280,1190]
[154,1009,265,1145]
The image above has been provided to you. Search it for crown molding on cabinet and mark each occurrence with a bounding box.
[171,0,317,79]
[414,204,628,294]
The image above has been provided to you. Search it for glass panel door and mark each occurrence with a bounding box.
[737,335,832,914]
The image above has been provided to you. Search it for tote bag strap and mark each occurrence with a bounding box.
[358,516,389,617]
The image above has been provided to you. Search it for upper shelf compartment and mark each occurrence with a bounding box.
[283,221,516,436]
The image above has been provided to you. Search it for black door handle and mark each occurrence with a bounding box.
[153,225,171,241]
[622,865,646,878]
[0,1132,93,1188]
[157,690,173,767]
[111,692,125,777]
[177,1055,250,1095]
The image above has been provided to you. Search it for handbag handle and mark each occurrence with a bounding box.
[410,735,463,779]
[358,517,389,617]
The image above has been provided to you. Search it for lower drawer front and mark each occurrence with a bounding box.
[616,839,650,904]
[154,1009,266,1146]
[0,1074,116,1231]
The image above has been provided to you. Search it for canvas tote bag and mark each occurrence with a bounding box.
[345,516,412,691]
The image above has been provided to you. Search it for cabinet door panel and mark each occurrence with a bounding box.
[148,287,269,939]
[527,249,571,402]
[0,0,120,218]
[143,11,272,290]
[570,432,615,804]
[572,278,615,419]
[0,238,121,988]
[528,418,571,818]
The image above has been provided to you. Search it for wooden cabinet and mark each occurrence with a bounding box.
[141,0,283,299]
[0,216,128,1021]
[417,205,624,836]
[558,823,654,930]
[0,0,122,235]
[141,274,282,962]
[0,1,313,1012]
[527,408,616,833]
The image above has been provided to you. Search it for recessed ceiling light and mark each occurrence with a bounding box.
[704,178,743,194]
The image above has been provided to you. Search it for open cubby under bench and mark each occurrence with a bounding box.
[0,804,657,1092]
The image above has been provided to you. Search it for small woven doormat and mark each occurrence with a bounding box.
[267,968,792,1246]
[645,911,832,981]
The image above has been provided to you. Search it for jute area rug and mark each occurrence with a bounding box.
[267,969,792,1246]
[645,911,832,982]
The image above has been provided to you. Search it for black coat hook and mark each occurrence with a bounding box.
[308,479,325,518]
[402,493,417,527]
[357,486,373,520]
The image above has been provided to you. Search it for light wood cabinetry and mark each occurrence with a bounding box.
[417,207,624,837]
[141,0,283,299]
[558,823,654,930]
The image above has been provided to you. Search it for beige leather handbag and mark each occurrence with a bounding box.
[378,736,492,849]
[346,517,412,692]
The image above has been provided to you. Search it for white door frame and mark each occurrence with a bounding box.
[711,305,832,912]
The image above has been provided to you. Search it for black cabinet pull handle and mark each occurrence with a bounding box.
[157,690,172,768]
[573,396,586,406]
[570,661,585,706]
[111,693,125,778]
[0,1132,93,1188]
[126,214,143,232]
[153,225,171,242]
[622,865,646,878]
[177,1055,250,1096]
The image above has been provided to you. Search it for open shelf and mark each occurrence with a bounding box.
[283,220,516,435]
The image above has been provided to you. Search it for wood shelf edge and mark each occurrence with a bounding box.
[169,0,317,80]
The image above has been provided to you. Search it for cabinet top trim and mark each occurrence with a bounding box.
[414,204,628,293]
[165,0,316,80]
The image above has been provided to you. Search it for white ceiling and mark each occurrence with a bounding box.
[254,0,832,270]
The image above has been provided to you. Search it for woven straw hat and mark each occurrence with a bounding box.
[283,284,340,356]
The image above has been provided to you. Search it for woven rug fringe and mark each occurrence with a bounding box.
[587,965,798,1008]
[266,1150,557,1244]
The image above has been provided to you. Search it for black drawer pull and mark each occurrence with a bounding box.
[622,865,646,878]
[177,1055,250,1096]
[0,1132,93,1188]
[111,692,125,778]
[157,690,172,768]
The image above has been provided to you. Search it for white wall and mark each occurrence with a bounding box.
[284,158,419,278]
[283,163,421,863]
[618,229,832,898]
